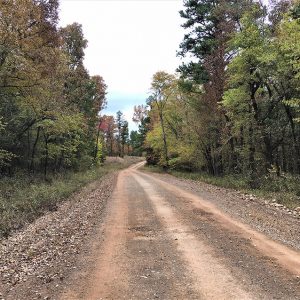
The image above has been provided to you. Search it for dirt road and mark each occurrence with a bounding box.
[60,163,300,300]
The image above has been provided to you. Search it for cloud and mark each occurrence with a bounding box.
[59,0,184,131]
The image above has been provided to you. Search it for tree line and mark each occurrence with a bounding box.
[98,108,147,158]
[100,110,133,158]
[0,0,108,177]
[134,0,300,187]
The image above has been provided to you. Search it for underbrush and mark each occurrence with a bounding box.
[0,156,143,238]
[144,165,300,210]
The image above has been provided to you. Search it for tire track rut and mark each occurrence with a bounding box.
[58,164,300,299]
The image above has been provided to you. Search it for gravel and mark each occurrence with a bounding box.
[146,172,300,251]
[1,167,299,300]
[0,171,118,300]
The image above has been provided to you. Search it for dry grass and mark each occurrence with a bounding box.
[0,156,143,238]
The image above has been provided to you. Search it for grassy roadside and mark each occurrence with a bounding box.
[0,156,143,239]
[143,165,300,210]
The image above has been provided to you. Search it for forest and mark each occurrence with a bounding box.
[131,0,300,191]
[0,0,300,194]
[0,0,136,236]
[0,0,136,178]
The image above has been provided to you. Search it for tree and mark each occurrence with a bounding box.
[271,0,300,172]
[61,23,107,164]
[99,115,116,156]
[178,0,252,83]
[0,119,14,171]
[61,23,87,70]
[133,104,148,123]
[142,0,300,187]
[147,71,176,168]
[223,1,300,182]
[177,0,256,175]
[130,109,150,157]
[0,0,107,177]
[121,121,129,156]
[116,111,124,157]
[0,0,65,173]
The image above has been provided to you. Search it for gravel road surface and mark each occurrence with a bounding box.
[1,162,300,299]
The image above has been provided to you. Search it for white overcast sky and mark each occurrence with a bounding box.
[59,0,185,130]
[59,0,270,130]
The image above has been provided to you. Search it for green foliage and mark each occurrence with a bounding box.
[178,0,222,83]
[276,4,300,122]
[146,72,178,168]
[222,1,300,178]
[61,23,88,69]
[0,0,107,177]
[0,150,15,168]
[115,111,127,157]
[145,0,300,185]
[0,119,15,168]
[130,115,150,157]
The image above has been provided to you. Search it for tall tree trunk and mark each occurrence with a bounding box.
[281,143,287,173]
[275,146,281,177]
[110,136,113,156]
[118,137,121,157]
[44,134,49,180]
[248,124,257,188]
[27,130,31,171]
[58,150,64,171]
[30,126,40,173]
[228,136,237,174]
[122,142,125,158]
[263,135,273,172]
[203,145,215,175]
[159,111,169,168]
[94,123,101,161]
[284,105,300,174]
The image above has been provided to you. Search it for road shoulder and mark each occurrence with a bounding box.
[0,171,118,300]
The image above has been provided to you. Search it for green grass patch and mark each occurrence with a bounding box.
[144,165,300,210]
[0,156,143,239]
